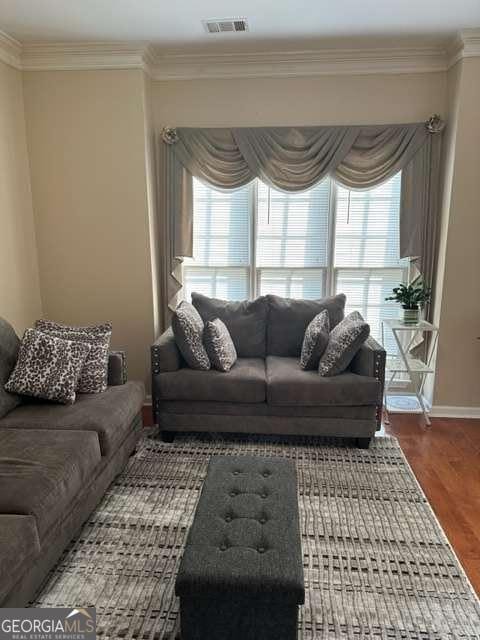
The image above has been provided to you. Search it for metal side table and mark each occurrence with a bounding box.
[381,319,439,426]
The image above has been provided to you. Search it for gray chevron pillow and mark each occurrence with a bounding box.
[300,310,330,370]
[172,301,210,370]
[204,318,237,372]
[318,311,370,377]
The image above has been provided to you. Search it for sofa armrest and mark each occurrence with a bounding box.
[108,351,127,386]
[349,337,386,429]
[151,327,183,374]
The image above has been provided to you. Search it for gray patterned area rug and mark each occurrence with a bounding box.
[34,433,480,639]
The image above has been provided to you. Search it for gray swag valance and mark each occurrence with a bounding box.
[158,118,444,324]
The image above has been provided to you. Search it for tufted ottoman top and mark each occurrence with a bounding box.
[175,455,305,604]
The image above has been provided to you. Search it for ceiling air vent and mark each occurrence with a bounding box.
[203,18,249,34]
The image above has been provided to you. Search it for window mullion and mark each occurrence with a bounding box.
[326,178,337,297]
[250,180,258,299]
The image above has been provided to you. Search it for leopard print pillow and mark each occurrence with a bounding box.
[300,310,330,370]
[5,328,91,404]
[204,318,237,372]
[172,302,210,370]
[35,319,112,393]
[318,311,370,377]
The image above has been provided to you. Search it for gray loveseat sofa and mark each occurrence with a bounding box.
[152,293,386,447]
[0,317,145,606]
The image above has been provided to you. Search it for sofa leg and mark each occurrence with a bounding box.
[356,437,371,449]
[161,430,175,443]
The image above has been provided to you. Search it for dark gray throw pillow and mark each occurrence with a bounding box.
[191,293,268,358]
[300,310,330,370]
[318,311,370,377]
[5,328,91,404]
[266,293,346,357]
[204,318,237,372]
[35,319,112,393]
[0,317,23,419]
[172,301,210,370]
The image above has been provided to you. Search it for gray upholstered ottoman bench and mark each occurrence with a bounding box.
[175,455,305,640]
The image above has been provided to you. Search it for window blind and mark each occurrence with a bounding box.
[188,178,252,267]
[256,180,330,268]
[184,178,252,302]
[333,172,407,350]
[183,266,249,302]
[334,268,405,351]
[334,173,404,269]
[258,269,326,299]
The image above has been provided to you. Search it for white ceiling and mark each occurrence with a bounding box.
[0,0,479,50]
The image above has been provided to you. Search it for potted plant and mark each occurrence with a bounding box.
[385,277,431,325]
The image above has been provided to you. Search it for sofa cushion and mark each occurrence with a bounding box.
[0,317,23,419]
[0,428,101,540]
[192,293,268,358]
[156,358,266,403]
[266,356,380,406]
[0,381,145,456]
[0,515,40,604]
[160,401,375,420]
[266,294,346,357]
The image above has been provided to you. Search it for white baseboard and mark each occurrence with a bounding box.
[430,405,480,419]
[144,395,152,406]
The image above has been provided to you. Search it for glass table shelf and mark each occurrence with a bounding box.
[383,318,438,332]
[386,356,435,374]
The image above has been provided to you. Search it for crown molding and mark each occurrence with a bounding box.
[0,29,479,78]
[0,29,22,69]
[149,46,448,80]
[447,28,480,68]
[21,41,150,71]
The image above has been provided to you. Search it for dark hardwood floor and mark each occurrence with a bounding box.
[383,413,480,597]
[142,407,480,596]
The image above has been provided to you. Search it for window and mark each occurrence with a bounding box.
[255,180,331,298]
[333,176,408,353]
[184,173,407,349]
[183,180,252,301]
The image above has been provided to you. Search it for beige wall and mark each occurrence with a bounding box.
[433,57,480,408]
[0,60,42,332]
[142,71,162,339]
[23,69,155,384]
[152,72,446,128]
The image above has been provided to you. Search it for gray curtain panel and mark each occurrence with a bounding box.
[158,122,443,319]
[400,134,442,291]
[159,140,193,324]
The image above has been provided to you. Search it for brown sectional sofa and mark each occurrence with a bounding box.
[152,293,386,446]
[0,317,145,606]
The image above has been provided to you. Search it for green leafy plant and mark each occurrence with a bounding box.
[385,277,431,310]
